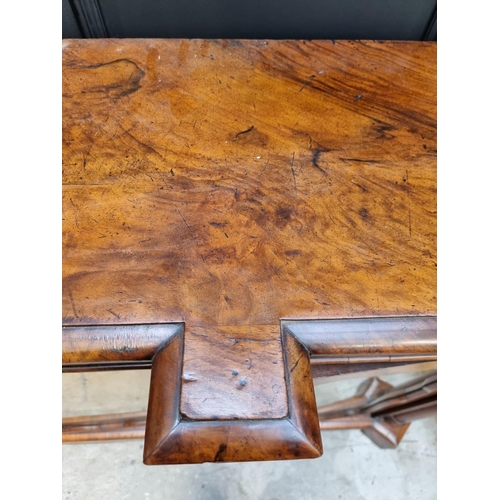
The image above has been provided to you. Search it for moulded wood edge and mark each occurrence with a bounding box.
[143,326,322,464]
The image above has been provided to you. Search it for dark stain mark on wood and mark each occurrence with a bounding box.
[232,126,269,146]
[65,59,145,99]
[275,206,294,230]
[339,158,378,164]
[311,150,328,176]
[284,249,302,256]
[214,443,227,461]
[233,125,254,140]
[204,246,236,264]
[373,121,397,140]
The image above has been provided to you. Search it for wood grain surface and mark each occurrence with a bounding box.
[180,325,287,420]
[63,39,436,328]
[62,39,436,461]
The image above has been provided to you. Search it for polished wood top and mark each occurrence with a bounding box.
[63,39,436,323]
[63,39,436,422]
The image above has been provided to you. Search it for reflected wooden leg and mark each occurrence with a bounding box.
[319,371,437,448]
[63,371,436,451]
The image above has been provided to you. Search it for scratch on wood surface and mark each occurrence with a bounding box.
[233,125,254,140]
[176,209,200,246]
[191,330,208,338]
[290,152,297,193]
[227,337,275,343]
[290,353,304,373]
[107,309,120,319]
[118,125,167,161]
[405,169,412,237]
[68,288,79,318]
[269,262,281,278]
[351,179,368,192]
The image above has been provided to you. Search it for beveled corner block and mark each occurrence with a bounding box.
[143,327,322,464]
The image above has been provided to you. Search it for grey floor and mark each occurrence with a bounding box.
[62,369,436,500]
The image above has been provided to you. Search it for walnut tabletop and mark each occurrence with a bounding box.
[62,39,436,464]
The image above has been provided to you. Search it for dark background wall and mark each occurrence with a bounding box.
[63,0,436,40]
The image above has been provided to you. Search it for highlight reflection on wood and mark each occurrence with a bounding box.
[62,39,436,464]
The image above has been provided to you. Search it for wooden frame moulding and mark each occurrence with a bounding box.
[62,316,436,464]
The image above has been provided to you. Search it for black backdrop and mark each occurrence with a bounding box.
[63,0,436,41]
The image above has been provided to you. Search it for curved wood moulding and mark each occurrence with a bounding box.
[142,327,321,464]
[62,316,436,464]
[62,316,437,372]
[62,323,182,372]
